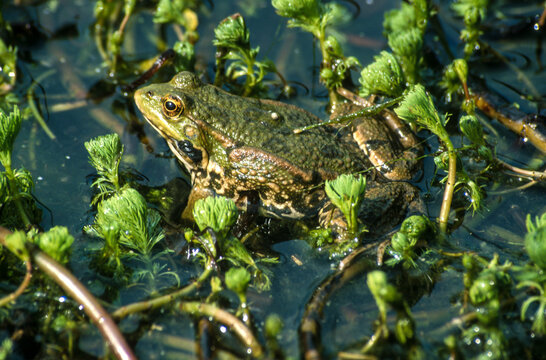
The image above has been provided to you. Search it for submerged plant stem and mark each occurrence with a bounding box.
[112,265,213,319]
[26,69,56,140]
[4,166,31,228]
[0,259,31,307]
[178,301,264,358]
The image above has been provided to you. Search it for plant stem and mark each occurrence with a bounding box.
[0,259,32,307]
[112,265,213,319]
[26,70,56,140]
[438,145,457,233]
[4,166,31,228]
[178,301,264,358]
[316,28,338,106]
[0,227,136,360]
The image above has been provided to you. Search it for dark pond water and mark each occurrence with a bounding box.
[2,0,546,359]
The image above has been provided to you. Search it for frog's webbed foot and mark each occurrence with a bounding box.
[358,181,424,236]
[318,201,349,240]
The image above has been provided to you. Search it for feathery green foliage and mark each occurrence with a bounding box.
[213,14,275,96]
[193,196,238,239]
[524,213,546,270]
[359,51,404,98]
[272,0,351,103]
[387,27,423,85]
[32,226,74,265]
[451,0,489,57]
[85,133,124,203]
[0,106,21,169]
[325,174,366,237]
[92,188,164,255]
[395,84,448,142]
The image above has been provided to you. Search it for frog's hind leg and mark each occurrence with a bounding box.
[318,181,425,240]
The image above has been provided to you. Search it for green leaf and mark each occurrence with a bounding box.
[213,14,250,50]
[394,84,449,144]
[85,133,123,193]
[0,106,21,169]
[34,226,74,264]
[93,187,164,255]
[193,196,238,239]
[225,267,251,296]
[359,51,404,98]
[325,174,366,235]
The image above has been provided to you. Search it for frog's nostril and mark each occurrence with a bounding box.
[146,91,153,97]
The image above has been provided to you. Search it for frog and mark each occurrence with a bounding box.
[134,71,423,237]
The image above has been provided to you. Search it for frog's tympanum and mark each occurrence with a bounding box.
[134,72,423,236]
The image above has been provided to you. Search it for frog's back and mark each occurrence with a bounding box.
[188,83,366,178]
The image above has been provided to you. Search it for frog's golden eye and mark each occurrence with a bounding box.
[161,95,184,118]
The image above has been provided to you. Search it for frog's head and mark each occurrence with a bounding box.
[134,72,209,173]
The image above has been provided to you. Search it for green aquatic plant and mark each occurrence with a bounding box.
[90,187,164,256]
[462,254,512,359]
[382,0,429,85]
[272,0,352,104]
[193,196,238,240]
[386,215,435,269]
[324,174,367,237]
[0,106,40,228]
[364,270,419,354]
[359,51,404,98]
[523,213,546,270]
[173,40,196,72]
[0,38,16,96]
[451,0,489,58]
[213,13,275,96]
[30,226,74,265]
[191,195,276,290]
[225,267,251,319]
[516,212,546,335]
[154,0,200,37]
[395,85,456,232]
[85,133,124,204]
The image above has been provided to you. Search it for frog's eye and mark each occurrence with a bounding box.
[161,95,184,118]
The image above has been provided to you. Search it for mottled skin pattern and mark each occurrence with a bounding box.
[134,72,421,231]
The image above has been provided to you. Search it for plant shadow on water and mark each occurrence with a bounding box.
[1,0,546,359]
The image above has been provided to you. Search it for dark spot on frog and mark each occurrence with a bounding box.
[176,140,202,164]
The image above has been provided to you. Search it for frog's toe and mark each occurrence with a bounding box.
[318,201,348,240]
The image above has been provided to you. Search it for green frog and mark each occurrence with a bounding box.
[134,72,423,236]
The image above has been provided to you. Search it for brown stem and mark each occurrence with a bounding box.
[179,301,264,358]
[473,92,546,154]
[0,227,136,360]
[539,6,546,27]
[495,158,546,180]
[0,259,32,307]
